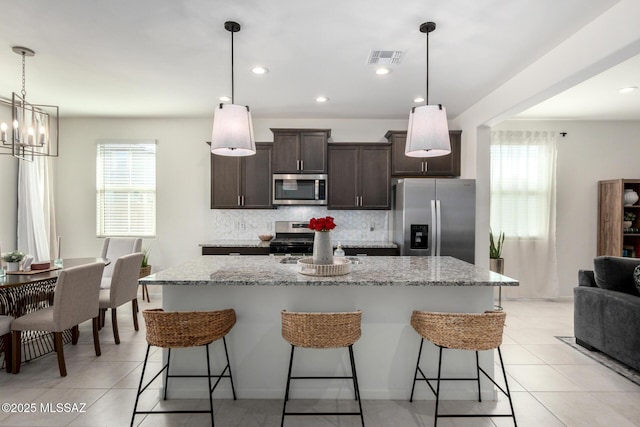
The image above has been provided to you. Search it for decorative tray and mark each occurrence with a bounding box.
[6,266,61,275]
[297,257,351,276]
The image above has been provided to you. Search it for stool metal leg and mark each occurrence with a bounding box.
[205,343,215,427]
[281,345,295,427]
[434,346,444,427]
[348,345,365,427]
[222,336,237,400]
[410,338,425,402]
[130,344,152,427]
[498,347,517,427]
[163,348,172,400]
[475,351,481,402]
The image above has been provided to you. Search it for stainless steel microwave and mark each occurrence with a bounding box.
[273,174,327,205]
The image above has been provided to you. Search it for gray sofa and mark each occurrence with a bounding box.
[574,256,640,372]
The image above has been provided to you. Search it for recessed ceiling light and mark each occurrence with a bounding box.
[619,86,638,94]
[413,97,425,103]
[315,96,329,103]
[375,68,391,75]
[219,96,231,102]
[251,66,269,75]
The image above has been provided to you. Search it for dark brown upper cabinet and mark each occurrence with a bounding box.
[271,128,331,173]
[328,143,391,210]
[211,142,272,209]
[385,130,461,177]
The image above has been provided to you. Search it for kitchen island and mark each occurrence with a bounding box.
[140,256,517,400]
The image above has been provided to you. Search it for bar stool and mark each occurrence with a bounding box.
[409,310,516,427]
[1,315,13,373]
[131,308,237,427]
[280,310,364,427]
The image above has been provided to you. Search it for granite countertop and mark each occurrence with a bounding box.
[199,240,397,248]
[140,255,518,287]
[199,240,271,248]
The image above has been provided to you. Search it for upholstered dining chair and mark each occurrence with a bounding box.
[99,252,144,344]
[100,237,142,290]
[11,262,105,376]
[1,315,13,373]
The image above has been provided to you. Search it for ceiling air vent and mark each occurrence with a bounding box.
[367,50,404,65]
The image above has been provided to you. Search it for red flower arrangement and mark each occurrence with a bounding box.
[308,216,336,232]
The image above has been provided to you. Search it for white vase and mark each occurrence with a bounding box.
[312,231,334,265]
[624,189,639,206]
[5,262,19,272]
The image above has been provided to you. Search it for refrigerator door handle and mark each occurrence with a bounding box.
[436,200,442,256]
[431,200,437,255]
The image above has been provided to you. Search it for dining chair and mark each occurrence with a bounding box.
[11,262,105,376]
[100,237,142,290]
[1,315,13,373]
[99,252,144,344]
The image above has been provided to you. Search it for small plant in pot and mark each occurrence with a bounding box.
[139,247,152,302]
[489,230,505,274]
[624,211,636,229]
[2,250,25,272]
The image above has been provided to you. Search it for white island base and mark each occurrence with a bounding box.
[147,256,518,401]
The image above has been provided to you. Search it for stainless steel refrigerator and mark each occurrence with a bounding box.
[392,178,475,263]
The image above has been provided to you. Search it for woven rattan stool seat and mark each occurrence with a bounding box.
[281,310,361,348]
[410,310,505,351]
[143,308,236,348]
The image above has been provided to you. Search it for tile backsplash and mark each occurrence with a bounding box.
[211,207,389,241]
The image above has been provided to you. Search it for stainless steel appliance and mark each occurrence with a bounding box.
[392,178,475,263]
[269,221,315,254]
[273,174,327,205]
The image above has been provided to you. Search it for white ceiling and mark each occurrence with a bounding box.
[0,0,636,121]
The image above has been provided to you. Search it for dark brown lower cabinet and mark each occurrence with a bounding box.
[328,143,391,209]
[211,142,272,209]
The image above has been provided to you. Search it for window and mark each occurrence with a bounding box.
[490,131,557,239]
[96,140,156,237]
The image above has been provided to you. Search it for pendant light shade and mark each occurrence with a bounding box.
[405,21,451,158]
[405,104,450,157]
[211,103,255,156]
[211,20,256,157]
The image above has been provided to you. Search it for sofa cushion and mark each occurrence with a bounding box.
[593,256,640,297]
[634,265,640,295]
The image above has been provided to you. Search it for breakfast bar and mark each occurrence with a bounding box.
[140,255,518,400]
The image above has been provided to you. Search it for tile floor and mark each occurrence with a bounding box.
[0,293,638,426]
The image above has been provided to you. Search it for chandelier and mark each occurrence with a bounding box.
[0,46,59,161]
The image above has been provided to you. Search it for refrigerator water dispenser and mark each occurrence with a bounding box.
[410,224,429,249]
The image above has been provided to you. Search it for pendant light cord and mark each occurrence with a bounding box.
[425,28,429,105]
[230,28,235,104]
[21,50,27,100]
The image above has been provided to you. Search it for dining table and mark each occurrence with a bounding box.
[0,257,108,368]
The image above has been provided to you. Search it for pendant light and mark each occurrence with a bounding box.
[211,21,256,157]
[405,22,451,158]
[1,46,59,161]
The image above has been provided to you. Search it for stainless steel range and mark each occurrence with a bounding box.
[269,221,314,255]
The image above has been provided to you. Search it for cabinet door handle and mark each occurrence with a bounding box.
[423,161,428,173]
[237,195,241,206]
[241,195,245,206]
[421,161,425,172]
[355,196,359,206]
[300,160,304,171]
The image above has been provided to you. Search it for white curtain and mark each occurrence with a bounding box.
[490,130,558,298]
[18,155,57,262]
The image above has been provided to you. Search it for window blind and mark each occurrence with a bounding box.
[96,141,156,237]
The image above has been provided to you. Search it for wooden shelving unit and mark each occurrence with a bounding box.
[598,179,640,257]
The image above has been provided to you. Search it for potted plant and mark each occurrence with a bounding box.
[489,230,505,275]
[624,211,636,229]
[139,247,152,302]
[2,250,25,272]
